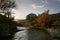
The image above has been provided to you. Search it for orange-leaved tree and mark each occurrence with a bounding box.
[33,10,53,28]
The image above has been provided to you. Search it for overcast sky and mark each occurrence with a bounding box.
[12,0,60,19]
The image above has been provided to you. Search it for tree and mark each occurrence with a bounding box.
[33,10,53,27]
[0,14,17,40]
[0,0,17,40]
[0,0,16,18]
[26,13,37,22]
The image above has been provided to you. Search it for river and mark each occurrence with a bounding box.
[13,27,57,40]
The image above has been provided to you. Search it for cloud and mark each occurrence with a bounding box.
[58,0,60,1]
[45,0,48,3]
[11,9,25,19]
[31,0,48,9]
[56,0,60,1]
[32,4,44,9]
[15,0,48,9]
[14,0,48,19]
[42,0,48,3]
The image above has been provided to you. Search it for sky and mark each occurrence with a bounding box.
[12,0,60,19]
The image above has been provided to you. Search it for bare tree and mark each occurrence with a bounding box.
[0,0,16,18]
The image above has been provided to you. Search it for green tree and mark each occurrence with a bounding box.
[26,13,37,22]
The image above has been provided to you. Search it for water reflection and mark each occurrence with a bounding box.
[14,27,40,40]
[14,27,28,40]
[14,27,54,40]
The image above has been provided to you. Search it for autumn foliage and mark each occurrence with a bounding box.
[33,10,53,27]
[21,10,54,28]
[23,21,31,27]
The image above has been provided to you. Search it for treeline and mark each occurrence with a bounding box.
[18,10,60,28]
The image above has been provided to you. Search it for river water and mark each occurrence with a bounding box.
[13,27,52,40]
